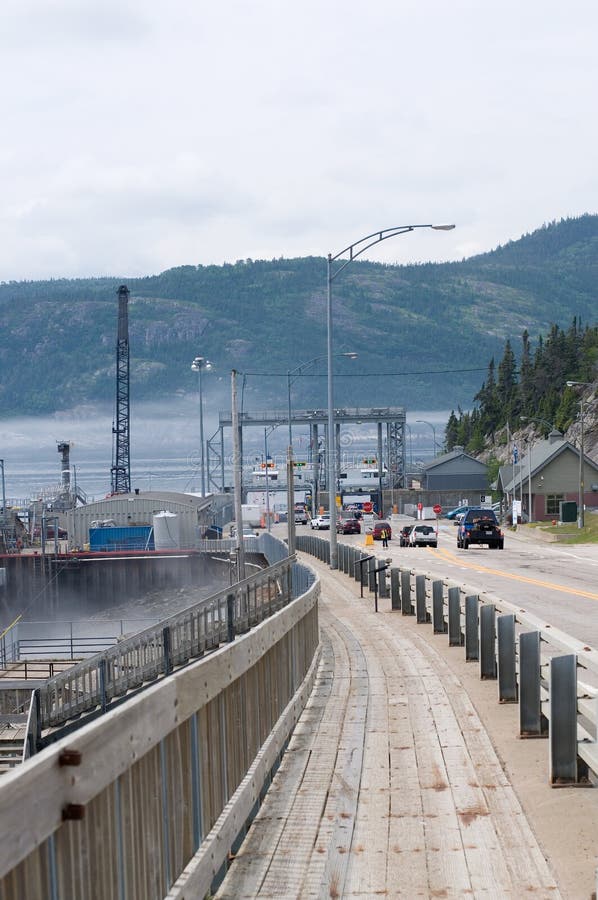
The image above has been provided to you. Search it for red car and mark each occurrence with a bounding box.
[337,518,361,534]
[372,521,392,540]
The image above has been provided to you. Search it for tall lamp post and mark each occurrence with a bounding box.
[263,423,282,532]
[416,419,441,455]
[566,381,593,529]
[287,353,357,448]
[327,224,455,568]
[191,356,212,497]
[0,459,6,526]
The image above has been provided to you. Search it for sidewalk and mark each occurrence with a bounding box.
[216,556,576,898]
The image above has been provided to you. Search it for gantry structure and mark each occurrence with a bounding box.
[206,406,407,495]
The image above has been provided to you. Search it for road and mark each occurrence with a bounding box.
[299,517,598,651]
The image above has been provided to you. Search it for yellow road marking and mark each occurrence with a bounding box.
[428,545,598,602]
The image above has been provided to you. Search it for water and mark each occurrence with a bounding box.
[0,405,450,503]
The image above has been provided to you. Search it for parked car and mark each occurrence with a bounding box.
[372,520,392,540]
[399,524,414,546]
[337,518,361,534]
[457,508,504,549]
[310,514,331,530]
[446,505,470,523]
[409,523,438,548]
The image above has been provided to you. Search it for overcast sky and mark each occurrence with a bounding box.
[2,0,597,281]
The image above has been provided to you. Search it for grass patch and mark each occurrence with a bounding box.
[534,514,598,544]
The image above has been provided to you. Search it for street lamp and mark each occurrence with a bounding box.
[287,353,357,449]
[327,223,455,568]
[566,381,593,528]
[416,419,441,455]
[0,459,5,526]
[263,423,282,532]
[191,356,212,497]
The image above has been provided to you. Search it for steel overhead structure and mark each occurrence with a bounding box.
[326,224,455,569]
[110,285,131,495]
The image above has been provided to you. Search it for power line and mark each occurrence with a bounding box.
[241,367,487,378]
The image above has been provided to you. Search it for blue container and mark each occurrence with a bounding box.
[89,526,154,552]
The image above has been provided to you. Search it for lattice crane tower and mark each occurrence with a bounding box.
[110,285,131,494]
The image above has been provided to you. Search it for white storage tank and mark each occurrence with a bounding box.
[153,511,180,550]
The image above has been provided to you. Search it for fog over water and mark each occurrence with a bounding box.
[0,401,450,501]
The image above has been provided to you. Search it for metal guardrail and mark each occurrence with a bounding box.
[1,619,157,665]
[298,534,598,787]
[0,539,320,900]
[36,556,294,731]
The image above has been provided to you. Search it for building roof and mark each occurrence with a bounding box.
[421,448,487,472]
[498,437,598,493]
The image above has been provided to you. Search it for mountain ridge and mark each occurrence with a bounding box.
[2,214,598,417]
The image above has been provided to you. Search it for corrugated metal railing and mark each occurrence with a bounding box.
[36,554,295,731]
[298,534,598,787]
[0,543,320,900]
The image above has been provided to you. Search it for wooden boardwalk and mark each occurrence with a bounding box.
[216,556,561,899]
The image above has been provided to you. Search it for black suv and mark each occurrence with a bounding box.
[457,508,504,549]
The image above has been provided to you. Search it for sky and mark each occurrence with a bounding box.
[1,0,597,281]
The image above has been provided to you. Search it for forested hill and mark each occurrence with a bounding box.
[2,214,598,417]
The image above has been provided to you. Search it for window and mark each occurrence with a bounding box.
[546,494,563,516]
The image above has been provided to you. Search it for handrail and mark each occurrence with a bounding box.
[37,555,294,730]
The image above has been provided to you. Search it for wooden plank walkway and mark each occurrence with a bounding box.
[216,556,561,898]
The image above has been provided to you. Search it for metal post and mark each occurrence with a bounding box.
[448,586,462,646]
[287,445,296,556]
[368,561,377,594]
[519,631,546,737]
[480,604,497,679]
[192,357,211,498]
[415,574,427,623]
[264,429,271,532]
[0,459,6,526]
[390,567,400,610]
[227,593,236,643]
[377,421,383,515]
[199,362,205,497]
[497,614,517,702]
[549,654,578,784]
[432,580,446,633]
[231,370,245,580]
[163,626,172,675]
[99,658,107,714]
[579,396,585,528]
[327,254,338,569]
[287,371,293,449]
[465,595,479,661]
[400,569,413,615]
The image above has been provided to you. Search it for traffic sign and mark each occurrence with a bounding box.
[433,504,442,515]
[417,502,423,511]
[363,501,373,513]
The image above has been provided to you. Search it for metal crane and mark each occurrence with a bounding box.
[110,285,131,494]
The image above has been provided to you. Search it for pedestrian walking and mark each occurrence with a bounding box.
[381,528,389,548]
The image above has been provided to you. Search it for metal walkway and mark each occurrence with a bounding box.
[216,555,561,899]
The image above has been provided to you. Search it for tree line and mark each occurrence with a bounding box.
[445,318,598,452]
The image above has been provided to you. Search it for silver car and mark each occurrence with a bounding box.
[409,523,438,548]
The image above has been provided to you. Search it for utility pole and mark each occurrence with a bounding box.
[110,285,131,494]
[231,370,246,580]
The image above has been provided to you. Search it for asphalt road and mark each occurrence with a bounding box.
[294,517,598,650]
